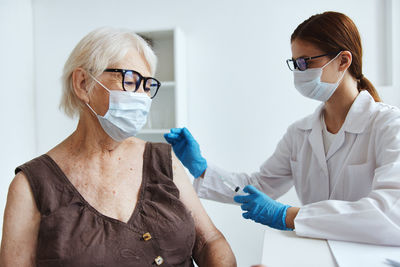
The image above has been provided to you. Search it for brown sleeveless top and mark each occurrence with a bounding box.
[15,142,196,267]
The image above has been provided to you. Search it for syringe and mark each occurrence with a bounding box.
[221,177,242,194]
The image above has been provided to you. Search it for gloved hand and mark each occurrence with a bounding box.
[164,127,207,178]
[233,185,292,231]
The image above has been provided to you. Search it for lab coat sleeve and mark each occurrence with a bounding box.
[193,126,295,205]
[294,115,400,246]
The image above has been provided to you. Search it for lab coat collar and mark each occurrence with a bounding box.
[297,90,375,134]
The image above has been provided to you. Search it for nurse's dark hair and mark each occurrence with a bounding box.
[291,11,381,102]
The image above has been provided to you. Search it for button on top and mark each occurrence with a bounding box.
[142,232,152,241]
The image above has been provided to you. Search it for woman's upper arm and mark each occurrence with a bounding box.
[0,172,40,267]
[171,152,222,251]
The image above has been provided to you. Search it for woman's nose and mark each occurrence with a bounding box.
[135,80,146,93]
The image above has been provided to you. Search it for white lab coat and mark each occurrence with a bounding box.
[193,91,400,246]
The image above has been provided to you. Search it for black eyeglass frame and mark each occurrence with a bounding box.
[286,52,340,71]
[104,68,161,99]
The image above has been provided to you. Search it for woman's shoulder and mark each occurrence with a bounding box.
[127,139,174,182]
[125,138,171,152]
[371,101,400,129]
[132,139,172,157]
[374,101,400,116]
[15,154,72,214]
[15,154,52,177]
[9,171,32,199]
[7,168,41,219]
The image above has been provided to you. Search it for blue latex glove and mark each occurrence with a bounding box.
[164,127,207,178]
[234,185,292,231]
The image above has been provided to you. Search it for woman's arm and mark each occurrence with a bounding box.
[171,152,236,267]
[165,127,294,205]
[192,127,295,204]
[0,172,40,267]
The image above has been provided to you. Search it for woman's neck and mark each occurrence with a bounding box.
[62,109,125,159]
[323,74,359,134]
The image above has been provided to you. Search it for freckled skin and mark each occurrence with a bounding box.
[50,138,147,223]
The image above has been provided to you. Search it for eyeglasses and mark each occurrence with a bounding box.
[104,68,161,99]
[286,52,338,71]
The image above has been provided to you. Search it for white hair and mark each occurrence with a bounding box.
[60,27,157,118]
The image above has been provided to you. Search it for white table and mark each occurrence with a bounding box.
[261,228,337,267]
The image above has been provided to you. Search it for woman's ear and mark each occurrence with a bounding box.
[72,68,90,104]
[339,51,352,71]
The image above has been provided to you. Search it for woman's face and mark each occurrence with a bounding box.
[88,49,152,116]
[291,38,342,84]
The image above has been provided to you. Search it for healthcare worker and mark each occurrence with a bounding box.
[164,11,400,245]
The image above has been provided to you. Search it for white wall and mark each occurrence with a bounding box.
[0,0,396,265]
[0,0,36,240]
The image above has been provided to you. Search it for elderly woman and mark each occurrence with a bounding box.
[0,27,236,267]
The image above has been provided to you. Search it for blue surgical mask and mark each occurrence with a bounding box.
[86,74,152,142]
[293,52,345,102]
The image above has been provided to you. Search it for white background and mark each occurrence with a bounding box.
[1,0,399,266]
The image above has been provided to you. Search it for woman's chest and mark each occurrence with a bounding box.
[290,130,376,203]
[65,160,144,223]
[36,165,196,266]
